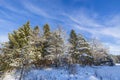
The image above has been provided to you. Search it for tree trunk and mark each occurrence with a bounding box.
[19,63,25,80]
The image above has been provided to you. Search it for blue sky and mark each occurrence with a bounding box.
[0,0,120,55]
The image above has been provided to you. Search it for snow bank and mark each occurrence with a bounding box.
[2,65,120,80]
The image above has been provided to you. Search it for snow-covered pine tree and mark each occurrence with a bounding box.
[68,29,78,64]
[1,22,43,80]
[75,34,93,65]
[44,28,66,67]
[42,24,51,57]
[43,24,51,38]
[0,43,13,73]
[1,24,30,70]
[69,29,93,65]
[29,26,44,67]
[8,21,31,49]
[69,29,77,47]
[7,21,32,67]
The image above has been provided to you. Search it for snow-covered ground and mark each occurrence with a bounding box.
[2,64,120,80]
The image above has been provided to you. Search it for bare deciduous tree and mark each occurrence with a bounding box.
[89,38,114,66]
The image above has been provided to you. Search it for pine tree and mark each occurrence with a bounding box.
[33,26,40,37]
[69,30,77,47]
[69,29,78,63]
[43,24,51,38]
[0,42,19,72]
[41,24,51,57]
[44,28,65,66]
[2,22,37,80]
[75,34,93,65]
[29,26,44,67]
[69,30,93,65]
[6,21,32,70]
[8,21,31,48]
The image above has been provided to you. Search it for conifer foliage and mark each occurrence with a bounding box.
[8,21,31,48]
[69,30,93,65]
[75,34,93,65]
[0,21,114,77]
[43,24,51,38]
[69,29,77,47]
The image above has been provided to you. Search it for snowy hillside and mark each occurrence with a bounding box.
[2,64,120,80]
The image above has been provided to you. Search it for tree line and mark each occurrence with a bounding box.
[0,21,116,74]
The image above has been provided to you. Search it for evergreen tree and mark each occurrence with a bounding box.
[69,29,77,47]
[69,30,93,65]
[75,34,93,65]
[8,21,31,48]
[43,24,51,38]
[1,22,41,79]
[69,29,78,63]
[30,26,44,67]
[42,24,51,57]
[33,26,40,37]
[44,28,65,66]
[6,21,32,70]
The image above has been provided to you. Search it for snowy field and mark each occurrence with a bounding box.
[2,64,120,80]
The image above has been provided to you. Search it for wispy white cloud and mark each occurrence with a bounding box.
[63,9,103,28]
[64,9,120,39]
[0,19,17,31]
[62,9,120,54]
[21,1,51,19]
[0,0,120,55]
[101,27,120,39]
[104,42,120,55]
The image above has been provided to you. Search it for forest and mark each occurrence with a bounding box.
[0,21,120,80]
